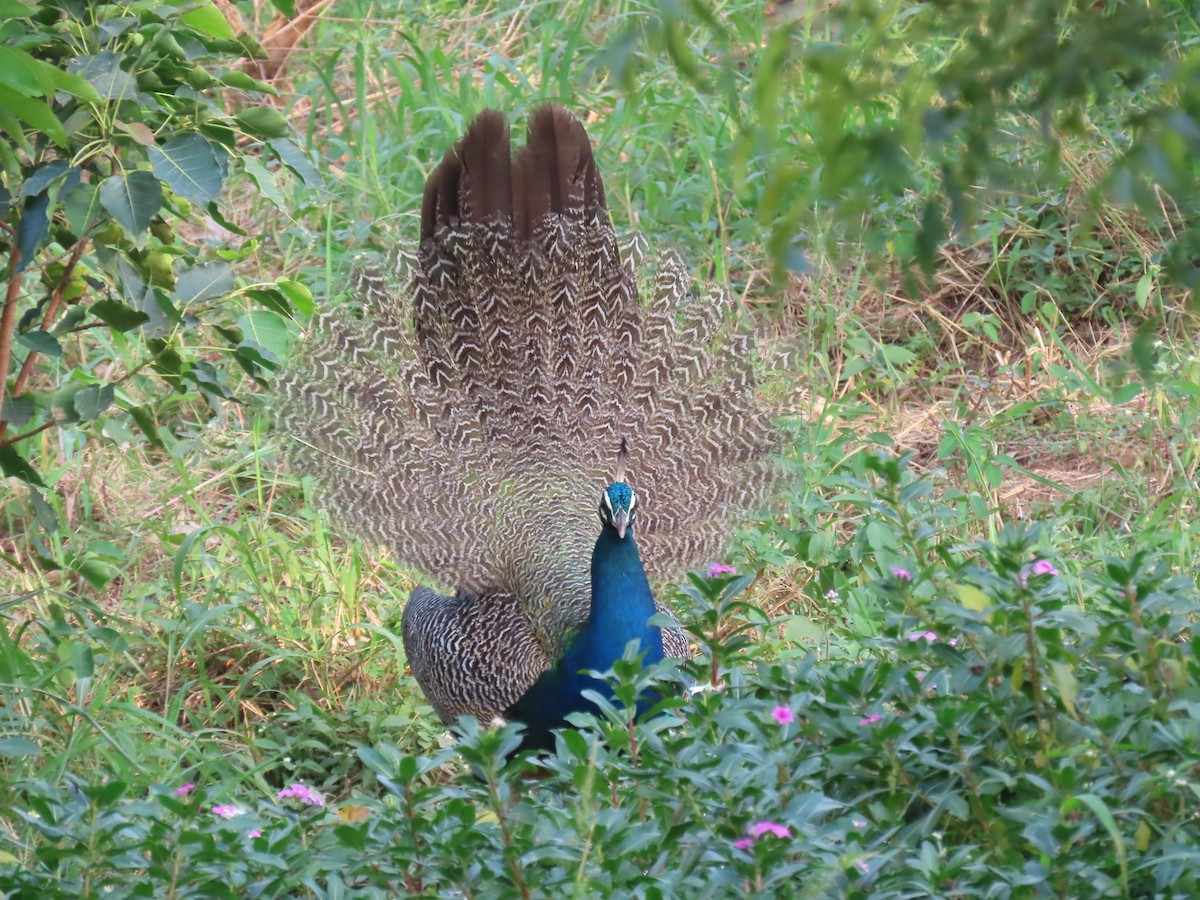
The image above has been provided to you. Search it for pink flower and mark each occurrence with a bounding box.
[212,805,242,820]
[771,705,795,725]
[891,568,912,581]
[707,562,737,579]
[277,783,324,807]
[750,821,791,839]
[908,631,937,642]
[734,820,792,849]
[174,783,195,797]
[249,829,262,839]
[1031,560,1058,576]
[859,714,883,726]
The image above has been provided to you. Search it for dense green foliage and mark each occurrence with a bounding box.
[2,0,1199,896]
[0,0,311,560]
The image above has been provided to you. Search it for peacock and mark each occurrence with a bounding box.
[276,105,780,750]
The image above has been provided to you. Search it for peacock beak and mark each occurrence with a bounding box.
[613,509,630,539]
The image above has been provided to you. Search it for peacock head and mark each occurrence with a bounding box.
[599,481,638,539]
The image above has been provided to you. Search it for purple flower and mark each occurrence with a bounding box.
[771,705,795,725]
[891,568,912,581]
[1031,560,1058,576]
[908,630,937,642]
[212,804,242,820]
[277,783,324,807]
[859,714,883,726]
[750,821,792,839]
[707,562,737,579]
[734,820,792,849]
[174,783,195,797]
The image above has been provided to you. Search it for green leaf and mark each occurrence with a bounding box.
[29,486,58,532]
[268,0,295,15]
[175,262,235,305]
[0,446,44,486]
[236,106,291,139]
[15,191,49,272]
[0,93,67,146]
[0,0,35,15]
[16,331,62,358]
[49,67,102,102]
[1049,660,1078,719]
[149,134,227,204]
[269,138,325,188]
[219,70,277,94]
[0,47,51,97]
[952,583,990,614]
[180,3,237,39]
[91,299,150,332]
[63,183,103,236]
[277,279,314,317]
[1068,794,1128,892]
[0,737,41,758]
[69,51,137,102]
[73,384,115,423]
[129,405,165,449]
[238,310,289,359]
[99,171,162,237]
[242,155,285,209]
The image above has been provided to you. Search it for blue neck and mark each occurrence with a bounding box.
[565,524,664,675]
[506,523,664,749]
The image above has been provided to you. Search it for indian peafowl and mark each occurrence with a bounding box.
[276,106,780,750]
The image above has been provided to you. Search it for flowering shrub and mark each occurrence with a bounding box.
[2,457,1197,896]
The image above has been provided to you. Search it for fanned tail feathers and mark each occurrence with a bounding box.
[276,106,781,662]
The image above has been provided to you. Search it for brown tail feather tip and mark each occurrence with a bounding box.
[421,106,609,245]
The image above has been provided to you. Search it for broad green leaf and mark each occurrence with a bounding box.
[64,183,103,235]
[0,47,50,97]
[49,66,102,102]
[99,171,162,237]
[69,51,137,102]
[0,93,67,146]
[15,191,49,272]
[1,393,34,427]
[0,446,44,486]
[149,134,227,204]
[238,309,289,359]
[0,0,35,15]
[1049,660,1078,719]
[91,299,150,332]
[16,331,62,358]
[783,615,823,644]
[236,106,291,139]
[269,137,325,188]
[20,161,73,198]
[278,279,314,317]
[129,405,165,449]
[0,737,41,758]
[242,155,285,209]
[268,0,295,15]
[180,3,237,39]
[73,383,115,423]
[176,262,235,305]
[29,486,58,531]
[952,583,990,613]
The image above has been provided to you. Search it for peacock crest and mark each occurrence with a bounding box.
[275,106,782,740]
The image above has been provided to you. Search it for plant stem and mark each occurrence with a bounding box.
[0,247,25,434]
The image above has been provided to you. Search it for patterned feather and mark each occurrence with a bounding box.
[276,106,780,723]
